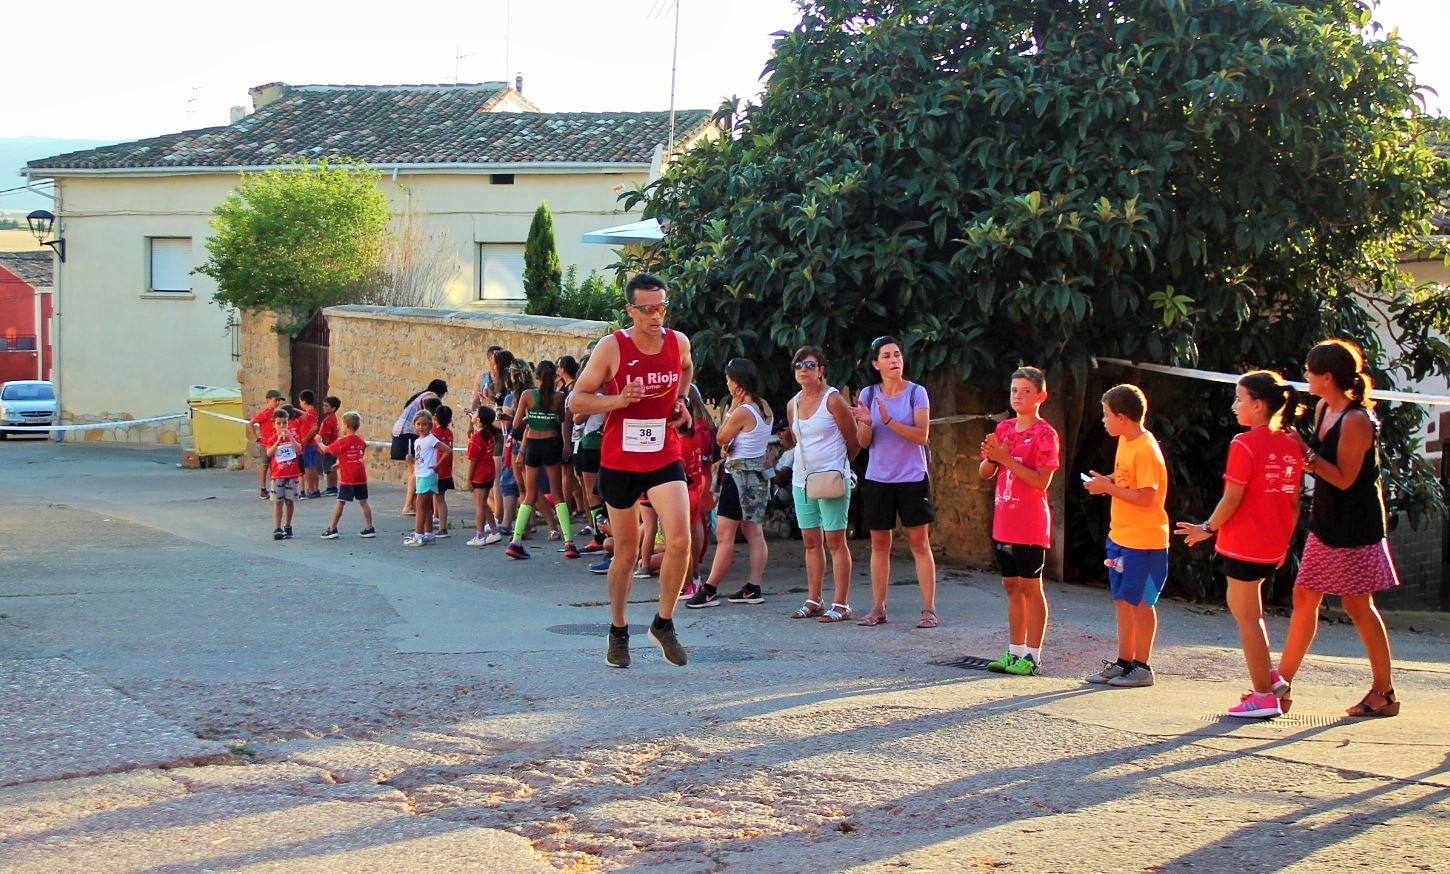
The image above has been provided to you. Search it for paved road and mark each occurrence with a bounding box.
[2,440,1447,872]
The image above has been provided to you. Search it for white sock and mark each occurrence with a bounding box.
[1025,646,1042,663]
[1009,643,1028,658]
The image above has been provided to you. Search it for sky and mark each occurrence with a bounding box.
[0,0,1445,141]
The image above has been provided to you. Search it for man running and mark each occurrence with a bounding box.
[571,273,693,668]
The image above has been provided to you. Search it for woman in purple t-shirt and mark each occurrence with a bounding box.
[849,336,938,628]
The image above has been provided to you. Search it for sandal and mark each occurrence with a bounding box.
[819,603,853,623]
[1346,688,1399,718]
[857,609,888,627]
[916,609,939,629]
[789,599,824,619]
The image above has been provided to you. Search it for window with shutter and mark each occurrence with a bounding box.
[149,238,193,292]
[478,243,527,302]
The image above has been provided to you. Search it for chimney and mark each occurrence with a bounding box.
[514,73,524,95]
[247,82,288,112]
[229,105,247,124]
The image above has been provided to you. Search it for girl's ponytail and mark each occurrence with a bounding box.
[1279,384,1302,431]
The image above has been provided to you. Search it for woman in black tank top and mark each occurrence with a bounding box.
[1280,340,1400,718]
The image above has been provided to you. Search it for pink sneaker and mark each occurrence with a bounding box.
[1227,691,1282,719]
[678,581,700,601]
[1269,669,1291,696]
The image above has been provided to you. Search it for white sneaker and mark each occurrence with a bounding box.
[403,534,424,547]
[467,535,487,547]
[483,531,503,545]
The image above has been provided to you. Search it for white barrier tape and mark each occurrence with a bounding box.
[191,408,253,426]
[1097,357,1450,407]
[2,413,187,432]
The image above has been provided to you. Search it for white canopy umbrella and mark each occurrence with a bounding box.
[581,218,665,245]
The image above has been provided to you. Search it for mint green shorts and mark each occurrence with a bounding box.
[793,482,851,533]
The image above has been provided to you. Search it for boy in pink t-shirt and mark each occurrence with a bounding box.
[979,367,1061,676]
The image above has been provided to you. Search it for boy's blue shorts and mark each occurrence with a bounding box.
[1106,538,1168,607]
[302,444,321,469]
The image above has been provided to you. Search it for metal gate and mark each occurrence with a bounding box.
[290,311,330,404]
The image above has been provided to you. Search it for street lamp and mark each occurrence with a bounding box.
[26,209,65,262]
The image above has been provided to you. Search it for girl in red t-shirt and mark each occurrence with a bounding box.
[466,407,501,546]
[1176,370,1305,719]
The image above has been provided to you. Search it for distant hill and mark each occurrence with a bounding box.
[0,137,123,213]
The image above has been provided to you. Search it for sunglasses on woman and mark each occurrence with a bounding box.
[793,360,820,371]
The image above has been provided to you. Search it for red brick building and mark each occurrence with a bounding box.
[0,252,53,383]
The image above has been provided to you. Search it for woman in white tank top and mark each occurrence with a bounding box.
[781,346,861,622]
[686,358,775,609]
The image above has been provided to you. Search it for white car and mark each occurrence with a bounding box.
[0,380,58,438]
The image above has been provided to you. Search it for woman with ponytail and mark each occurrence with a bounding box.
[505,359,578,560]
[1280,339,1401,717]
[1176,370,1305,718]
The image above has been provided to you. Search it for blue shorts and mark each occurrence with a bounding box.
[499,465,519,498]
[416,473,439,495]
[792,481,851,533]
[1106,539,1168,606]
[302,444,321,469]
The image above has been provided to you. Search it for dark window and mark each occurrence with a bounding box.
[0,335,36,352]
[490,174,515,185]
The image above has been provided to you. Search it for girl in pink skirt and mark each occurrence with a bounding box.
[1280,339,1400,717]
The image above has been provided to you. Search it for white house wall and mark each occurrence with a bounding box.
[52,169,647,429]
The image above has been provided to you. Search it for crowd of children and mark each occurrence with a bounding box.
[245,335,1403,720]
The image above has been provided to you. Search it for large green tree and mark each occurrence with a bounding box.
[625,0,1450,595]
[197,160,388,323]
[523,202,564,315]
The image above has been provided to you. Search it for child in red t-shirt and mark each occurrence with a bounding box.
[317,410,375,539]
[317,396,341,497]
[296,390,322,499]
[979,367,1061,677]
[432,405,456,538]
[267,408,303,540]
[249,389,285,498]
[466,407,501,546]
[1177,370,1304,719]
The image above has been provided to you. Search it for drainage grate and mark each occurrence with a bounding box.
[1193,712,1348,728]
[929,655,997,672]
[547,624,648,636]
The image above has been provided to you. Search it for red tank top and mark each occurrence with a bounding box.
[601,328,683,472]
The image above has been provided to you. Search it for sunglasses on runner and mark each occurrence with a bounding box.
[793,360,820,371]
[628,301,670,317]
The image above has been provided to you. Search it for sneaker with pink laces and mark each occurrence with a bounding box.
[1227,691,1282,719]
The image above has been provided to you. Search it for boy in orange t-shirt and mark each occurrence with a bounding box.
[1083,384,1169,689]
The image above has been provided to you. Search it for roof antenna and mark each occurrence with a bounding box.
[504,0,512,86]
[668,0,680,149]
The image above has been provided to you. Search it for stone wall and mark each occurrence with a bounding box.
[234,309,293,468]
[324,306,610,485]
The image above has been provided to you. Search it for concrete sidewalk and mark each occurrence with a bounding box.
[1,440,1447,872]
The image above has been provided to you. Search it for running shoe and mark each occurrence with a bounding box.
[404,534,424,547]
[359,528,377,538]
[1107,665,1155,687]
[323,487,338,496]
[283,526,293,540]
[987,651,1017,674]
[483,531,503,546]
[563,541,581,559]
[579,542,606,555]
[1227,691,1282,719]
[260,488,269,500]
[1004,653,1041,676]
[436,530,451,539]
[1269,669,1291,697]
[578,525,594,538]
[727,584,764,604]
[505,541,532,560]
[320,528,340,540]
[422,532,436,545]
[548,530,563,542]
[273,527,285,541]
[298,492,314,501]
[606,630,631,668]
[678,581,700,601]
[307,491,323,499]
[589,557,612,574]
[685,586,720,609]
[633,566,652,579]
[467,534,487,546]
[648,624,688,666]
[1086,660,1129,684]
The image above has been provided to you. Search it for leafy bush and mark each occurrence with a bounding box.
[556,266,623,323]
[197,160,388,326]
[623,0,1450,599]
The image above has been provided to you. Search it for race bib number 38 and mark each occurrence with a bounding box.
[623,418,666,453]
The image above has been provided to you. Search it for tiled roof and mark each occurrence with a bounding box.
[0,252,53,287]
[27,83,714,172]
